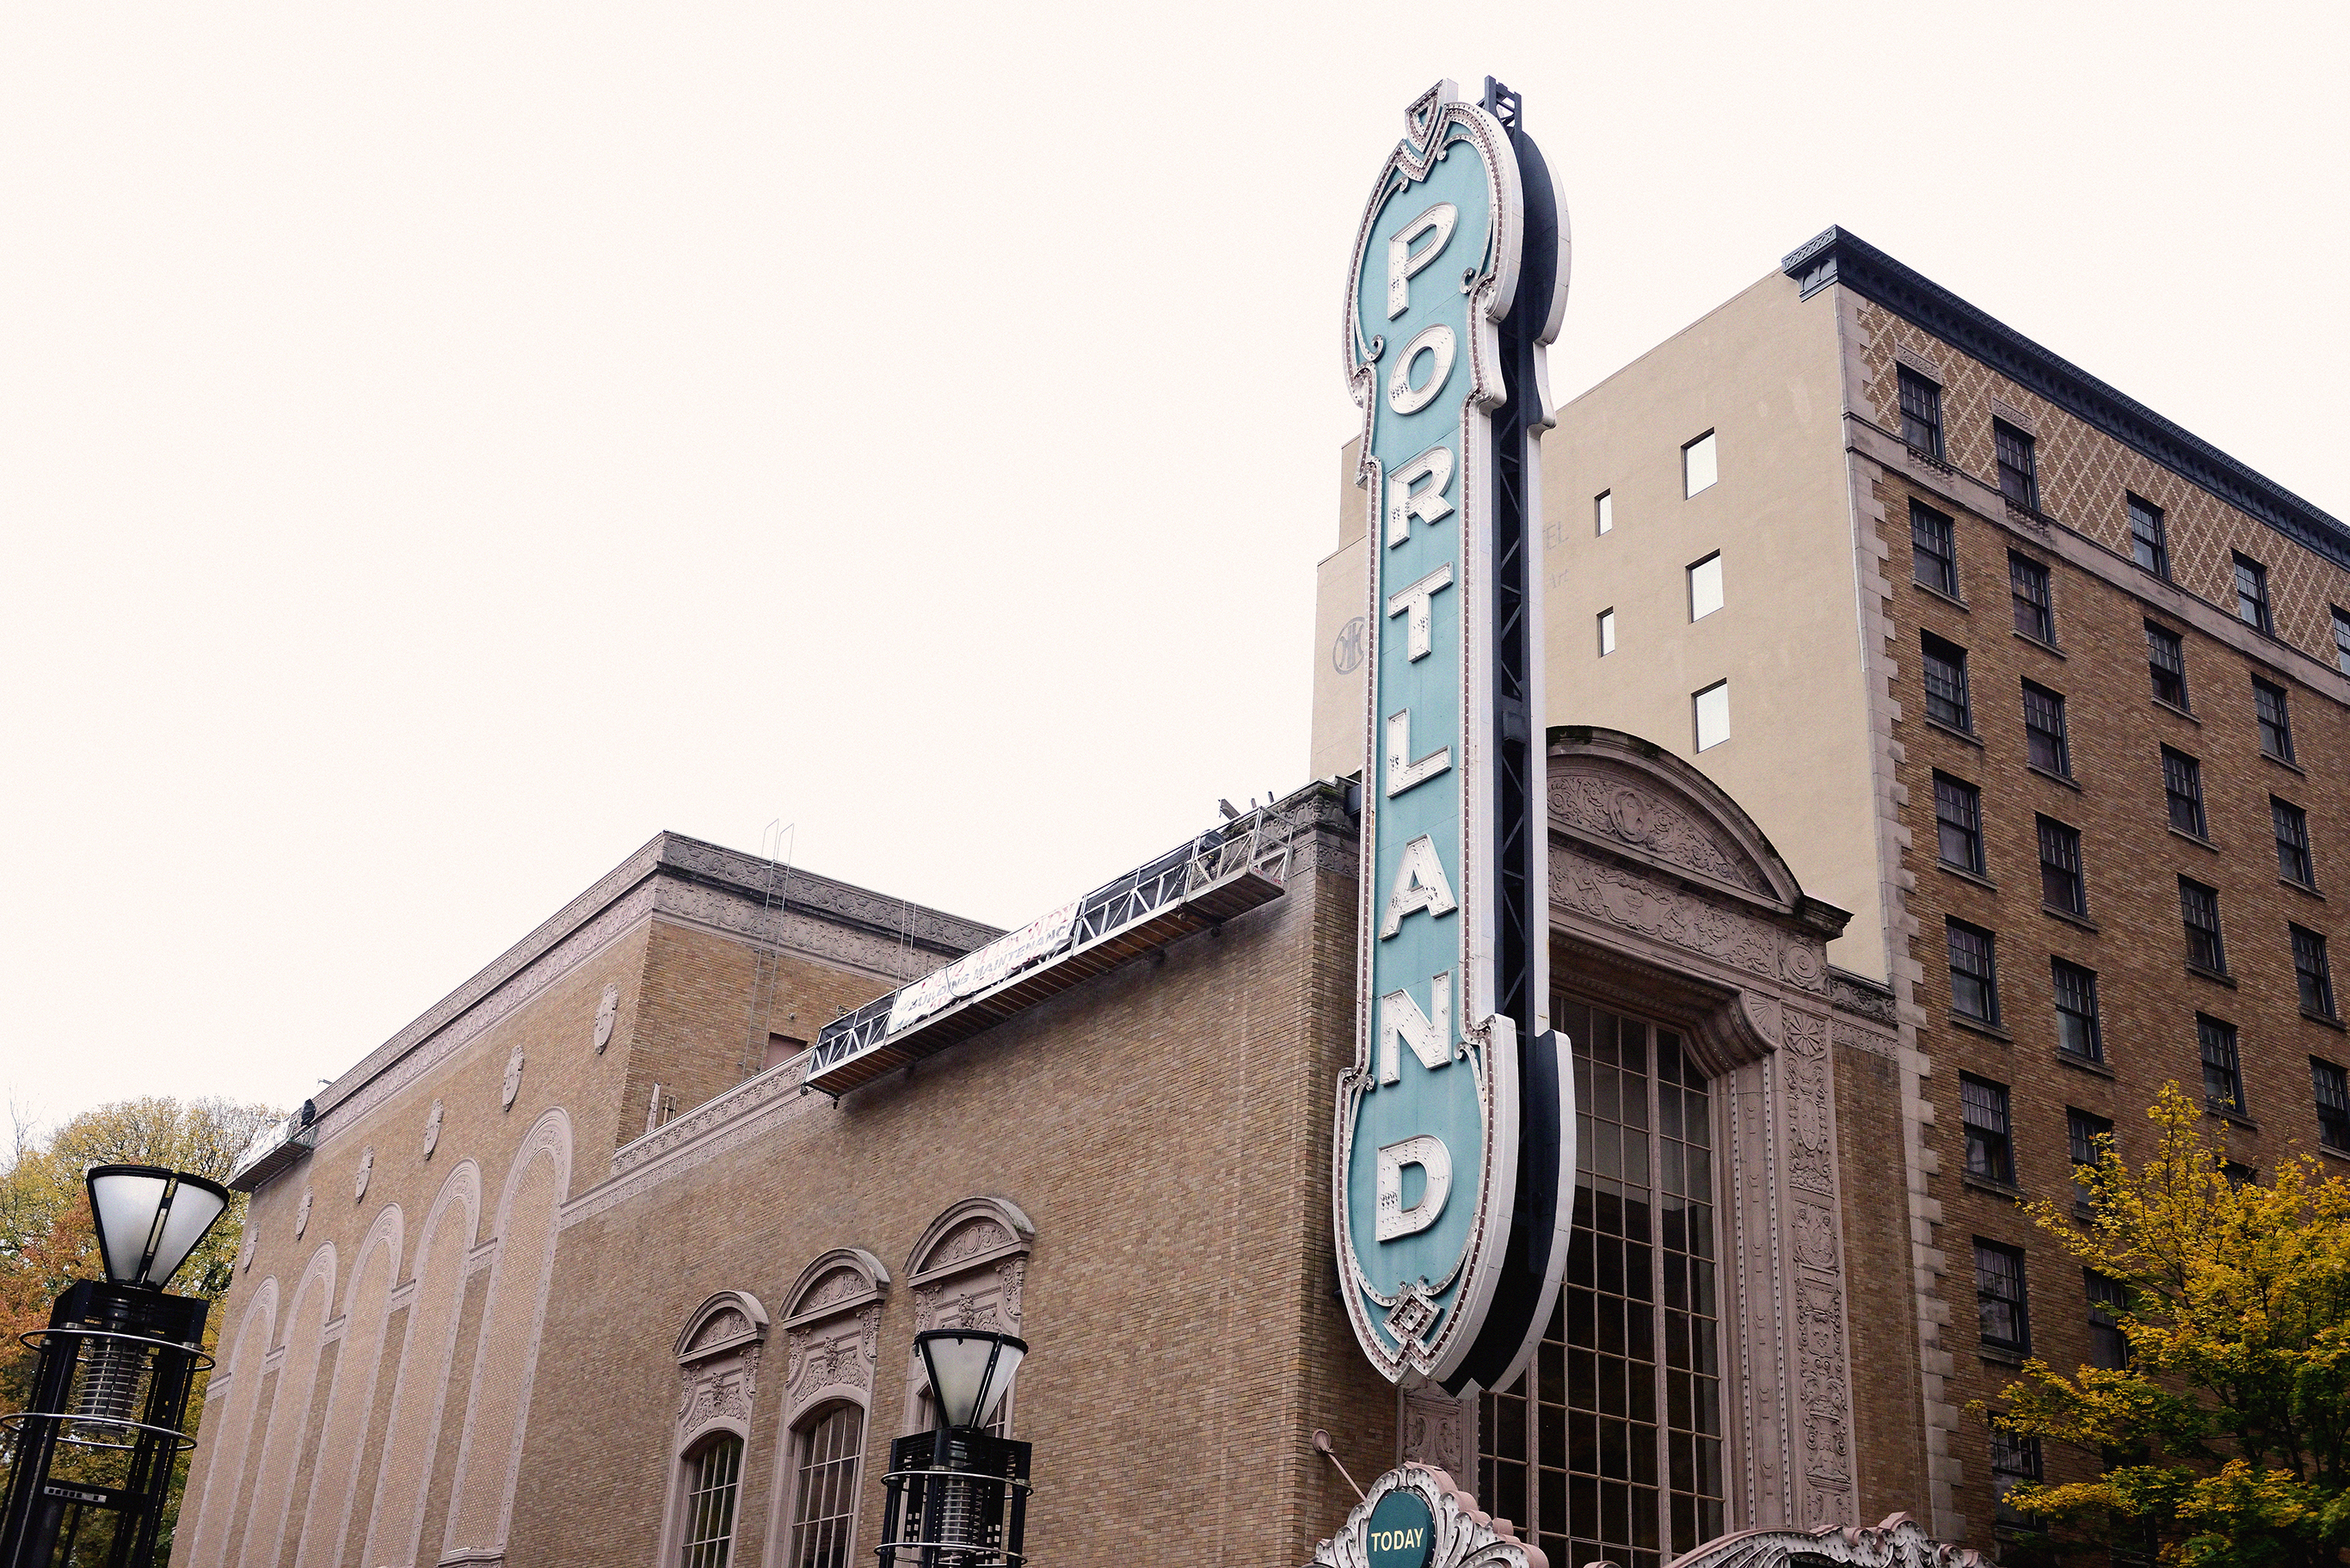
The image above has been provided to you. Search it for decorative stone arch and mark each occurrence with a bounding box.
[293,1205,403,1568]
[653,1290,773,1568]
[760,1250,889,1568]
[237,1242,336,1568]
[182,1275,280,1568]
[360,1159,480,1568]
[899,1197,1033,1436]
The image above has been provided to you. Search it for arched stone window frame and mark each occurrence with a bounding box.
[761,1248,889,1566]
[656,1290,769,1567]
[898,1197,1033,1436]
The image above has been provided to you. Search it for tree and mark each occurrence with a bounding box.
[1982,1082,2350,1568]
[0,1096,280,1550]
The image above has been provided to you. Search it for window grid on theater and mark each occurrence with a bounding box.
[1961,1075,2015,1186]
[2052,960,2101,1062]
[2199,1015,2244,1115]
[1934,773,1984,874]
[2146,622,2188,708]
[2162,748,2206,839]
[2181,879,2225,975]
[680,1434,744,1568]
[1947,919,1999,1024]
[785,1404,865,1568]
[1911,501,1958,597]
[2253,679,2294,762]
[2292,925,2335,1021]
[2313,1057,2350,1153]
[2275,798,2315,887]
[1922,633,1971,731]
[2009,552,2053,644]
[2037,816,2084,916]
[1898,367,1944,458]
[1974,1239,2030,1353]
[2128,494,2169,578]
[2021,682,2069,776]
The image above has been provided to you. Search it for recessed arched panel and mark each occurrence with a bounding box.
[181,1274,279,1568]
[292,1204,403,1568]
[235,1242,336,1568]
[359,1158,480,1568]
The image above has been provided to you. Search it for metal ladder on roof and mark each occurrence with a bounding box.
[738,820,795,1079]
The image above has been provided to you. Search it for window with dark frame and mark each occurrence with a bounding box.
[2068,1109,2113,1211]
[1922,633,1972,731]
[1993,419,2039,511]
[2293,925,2335,1020]
[2254,679,2295,762]
[2009,552,2054,643]
[1990,1426,2043,1528]
[2335,607,2350,677]
[1975,1239,2030,1352]
[783,1402,864,1568]
[2234,553,2274,635]
[2021,682,2070,776]
[1947,919,2000,1024]
[2224,1160,2256,1190]
[2199,1014,2244,1114]
[1911,501,1959,596]
[1962,1075,2016,1186]
[2275,797,2315,886]
[1935,773,1985,874]
[2181,879,2226,974]
[2128,494,2169,578]
[1898,367,1944,458]
[2146,622,2188,708]
[2086,1272,2129,1369]
[2037,816,2085,915]
[2314,1057,2350,1153]
[2052,960,2101,1061]
[2162,747,2206,838]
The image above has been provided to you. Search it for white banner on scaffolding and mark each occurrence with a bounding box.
[883,900,1080,1037]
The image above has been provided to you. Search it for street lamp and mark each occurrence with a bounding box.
[0,1165,230,1568]
[877,1330,1033,1566]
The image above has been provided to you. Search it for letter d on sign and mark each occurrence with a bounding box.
[1375,1134,1452,1241]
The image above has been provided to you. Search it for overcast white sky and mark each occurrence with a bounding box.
[3,2,2344,1130]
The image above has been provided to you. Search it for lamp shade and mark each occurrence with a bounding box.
[85,1165,231,1289]
[914,1329,1027,1430]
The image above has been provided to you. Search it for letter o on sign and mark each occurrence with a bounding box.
[1387,324,1456,415]
[1363,1487,1435,1568]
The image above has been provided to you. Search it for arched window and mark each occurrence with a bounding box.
[784,1403,864,1568]
[680,1432,745,1568]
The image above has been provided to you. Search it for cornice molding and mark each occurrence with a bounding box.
[1785,226,2350,573]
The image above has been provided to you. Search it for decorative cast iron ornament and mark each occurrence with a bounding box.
[1307,1464,1537,1568]
[1336,77,1572,1394]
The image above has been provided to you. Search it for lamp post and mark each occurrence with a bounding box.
[876,1330,1032,1566]
[0,1165,230,1568]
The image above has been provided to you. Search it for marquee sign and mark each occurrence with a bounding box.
[1335,78,1572,1394]
[1308,1464,1538,1568]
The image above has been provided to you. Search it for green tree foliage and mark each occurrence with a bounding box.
[1983,1082,2350,1568]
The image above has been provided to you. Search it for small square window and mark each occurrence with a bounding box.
[1911,501,1959,597]
[1934,773,1984,875]
[1947,919,2000,1024]
[2009,552,2053,644]
[2085,1270,2129,1369]
[1694,679,1730,751]
[2254,679,2294,762]
[2275,798,2314,886]
[2052,960,2101,1061]
[2162,747,2206,839]
[2199,1013,2243,1113]
[2037,815,2084,915]
[1683,431,1717,497]
[2233,553,2273,635]
[1994,419,2039,511]
[1962,1075,2015,1186]
[2314,1057,2350,1153]
[2181,879,2226,975]
[2146,622,2188,709]
[2128,494,2169,578]
[1898,367,1944,458]
[1689,553,1724,620]
[1975,1239,2030,1352]
[2293,925,2335,1020]
[1595,490,1613,535]
[1597,608,1616,657]
[2021,682,2070,777]
[2068,1109,2113,1211]
[2334,608,2350,677]
[1922,633,1972,731]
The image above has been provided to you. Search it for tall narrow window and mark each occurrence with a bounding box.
[2293,925,2335,1020]
[1922,633,1972,731]
[2181,879,2226,975]
[1934,773,1984,874]
[2335,607,2350,676]
[2009,552,2054,643]
[1694,680,1730,752]
[1898,367,1944,458]
[1993,419,2039,511]
[2199,1015,2244,1114]
[2052,960,2101,1061]
[2037,816,2085,915]
[2085,1272,2129,1369]
[1975,1239,2030,1352]
[2314,1057,2350,1152]
[2128,495,2169,578]
[2022,682,2070,776]
[1948,919,2000,1024]
[1962,1075,2015,1185]
[1689,553,1724,620]
[1990,1428,2044,1527]
[1596,490,1614,535]
[2146,622,2188,708]
[784,1403,865,1568]
[2275,797,2315,886]
[2162,748,2206,839]
[1480,1005,1725,1568]
[680,1434,744,1568]
[1597,608,1617,657]
[2253,679,2295,761]
[2068,1109,2113,1210]
[2233,553,2273,635]
[1683,431,1717,497]
[1911,501,1959,596]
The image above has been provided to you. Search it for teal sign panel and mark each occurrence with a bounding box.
[1364,1489,1436,1568]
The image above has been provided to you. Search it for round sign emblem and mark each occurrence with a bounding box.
[1364,1487,1435,1568]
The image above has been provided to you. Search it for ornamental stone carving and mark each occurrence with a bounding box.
[1549,772,1768,894]
[901,1198,1034,1432]
[354,1147,374,1202]
[780,1249,889,1424]
[294,1191,311,1239]
[593,984,619,1054]
[1399,1389,1469,1476]
[674,1291,769,1446]
[501,1044,526,1110]
[423,1098,444,1157]
[1553,848,1825,994]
